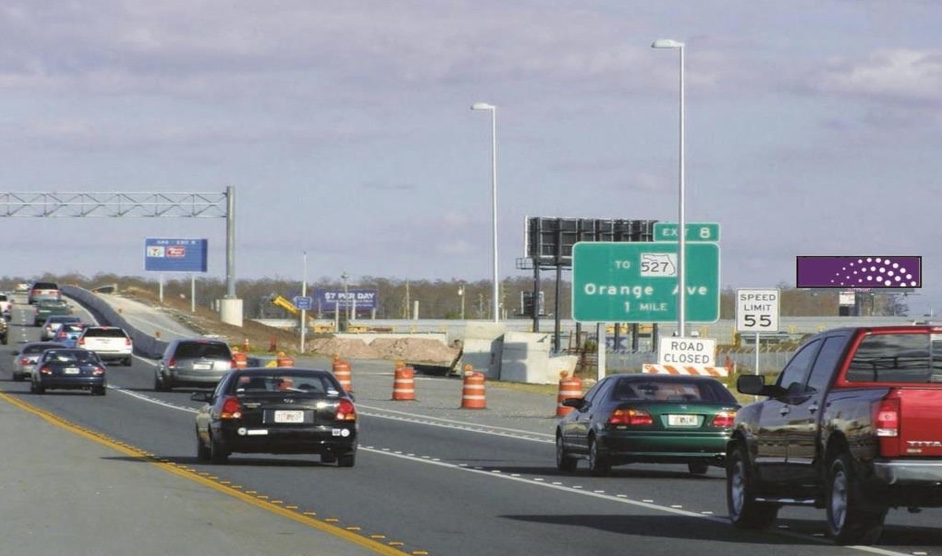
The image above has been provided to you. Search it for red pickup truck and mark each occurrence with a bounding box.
[727,325,942,545]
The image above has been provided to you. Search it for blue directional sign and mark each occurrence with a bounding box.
[293,296,314,311]
[144,238,208,272]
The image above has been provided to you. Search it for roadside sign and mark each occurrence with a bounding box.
[736,288,780,332]
[653,222,720,242]
[293,296,314,311]
[657,336,716,366]
[572,241,720,323]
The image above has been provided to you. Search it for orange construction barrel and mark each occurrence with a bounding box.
[556,374,583,416]
[232,351,248,369]
[392,365,416,401]
[276,352,294,367]
[460,368,486,409]
[333,356,352,392]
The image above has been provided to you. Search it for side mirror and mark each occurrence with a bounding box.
[561,397,586,410]
[737,374,786,398]
[190,392,212,403]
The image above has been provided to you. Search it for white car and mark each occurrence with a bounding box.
[76,326,133,366]
[0,293,10,320]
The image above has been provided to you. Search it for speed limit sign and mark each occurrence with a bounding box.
[736,288,780,332]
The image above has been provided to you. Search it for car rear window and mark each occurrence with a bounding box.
[85,328,128,338]
[233,373,340,395]
[32,282,59,290]
[614,379,736,403]
[175,341,231,359]
[24,344,62,355]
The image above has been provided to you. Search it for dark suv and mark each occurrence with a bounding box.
[154,338,234,391]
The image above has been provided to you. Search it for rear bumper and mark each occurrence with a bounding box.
[215,424,357,455]
[38,376,105,390]
[598,431,730,464]
[163,369,230,386]
[872,460,942,485]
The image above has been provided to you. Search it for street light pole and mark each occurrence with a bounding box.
[652,39,686,337]
[300,251,307,353]
[471,102,500,323]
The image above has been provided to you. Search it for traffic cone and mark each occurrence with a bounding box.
[556,372,583,417]
[460,364,486,409]
[392,361,416,401]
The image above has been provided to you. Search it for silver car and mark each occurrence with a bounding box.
[154,338,234,391]
[11,341,68,382]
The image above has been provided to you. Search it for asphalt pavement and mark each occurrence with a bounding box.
[0,292,564,556]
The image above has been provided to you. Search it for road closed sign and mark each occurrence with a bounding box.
[657,337,716,366]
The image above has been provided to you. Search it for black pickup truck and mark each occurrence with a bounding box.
[727,325,942,545]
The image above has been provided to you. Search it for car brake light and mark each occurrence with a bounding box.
[711,410,737,428]
[609,408,653,426]
[167,357,176,368]
[125,337,132,346]
[92,366,105,376]
[220,396,242,419]
[39,365,52,375]
[336,399,357,421]
[875,397,899,437]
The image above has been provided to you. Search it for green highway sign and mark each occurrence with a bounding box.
[572,241,720,323]
[653,222,720,242]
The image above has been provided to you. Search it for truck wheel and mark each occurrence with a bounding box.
[826,453,887,545]
[727,443,779,529]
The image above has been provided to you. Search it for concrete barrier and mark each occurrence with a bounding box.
[62,285,170,359]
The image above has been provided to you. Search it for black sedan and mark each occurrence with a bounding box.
[556,374,739,476]
[192,367,358,466]
[30,348,107,396]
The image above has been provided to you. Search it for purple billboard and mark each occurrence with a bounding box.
[796,256,922,289]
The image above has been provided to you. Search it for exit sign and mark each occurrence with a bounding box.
[653,222,720,242]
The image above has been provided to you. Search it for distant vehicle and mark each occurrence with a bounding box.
[555,374,740,476]
[191,367,358,466]
[0,314,7,345]
[154,337,234,391]
[15,283,29,293]
[53,322,88,348]
[76,326,133,366]
[0,293,11,320]
[11,341,67,382]
[30,348,106,396]
[27,281,61,305]
[41,315,83,341]
[33,300,72,327]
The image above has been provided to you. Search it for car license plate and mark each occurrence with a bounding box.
[193,363,211,370]
[274,410,304,423]
[668,414,698,426]
[64,367,80,375]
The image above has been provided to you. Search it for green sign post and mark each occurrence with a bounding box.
[572,241,720,323]
[653,222,720,242]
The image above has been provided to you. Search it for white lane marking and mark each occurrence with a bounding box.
[360,448,913,556]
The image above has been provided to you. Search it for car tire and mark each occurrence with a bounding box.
[826,452,887,545]
[154,373,169,392]
[556,433,578,473]
[32,382,45,395]
[688,461,710,475]
[124,357,132,367]
[196,431,211,462]
[337,452,356,468]
[588,436,611,477]
[727,443,779,529]
[209,433,229,464]
[12,373,22,382]
[93,386,107,396]
[321,453,337,464]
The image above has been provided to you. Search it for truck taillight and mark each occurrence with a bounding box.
[875,398,899,437]
[609,408,653,426]
[220,396,242,419]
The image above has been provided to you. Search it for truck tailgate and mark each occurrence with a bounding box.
[891,388,942,457]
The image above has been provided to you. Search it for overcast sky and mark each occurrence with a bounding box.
[2,1,941,315]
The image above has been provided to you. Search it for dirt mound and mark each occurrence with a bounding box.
[306,337,382,360]
[370,337,460,364]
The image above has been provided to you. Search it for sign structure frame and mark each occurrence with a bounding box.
[736,288,780,333]
[144,238,208,273]
[571,241,720,323]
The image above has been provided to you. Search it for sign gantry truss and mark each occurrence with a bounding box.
[0,192,228,218]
